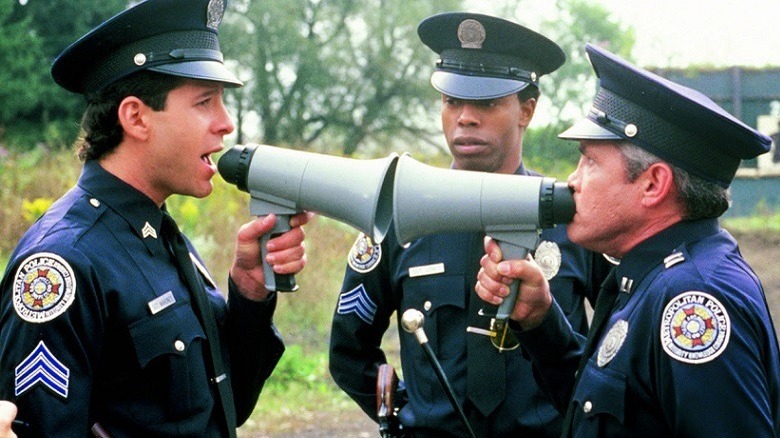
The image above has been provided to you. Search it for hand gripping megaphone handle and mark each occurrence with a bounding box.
[494,241,531,320]
[260,214,298,292]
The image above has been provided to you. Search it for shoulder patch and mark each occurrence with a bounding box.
[660,291,730,364]
[337,283,377,324]
[347,233,382,273]
[13,252,77,323]
[15,341,70,399]
[534,240,561,280]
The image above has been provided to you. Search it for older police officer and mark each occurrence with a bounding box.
[330,13,609,437]
[0,0,309,436]
[477,43,780,436]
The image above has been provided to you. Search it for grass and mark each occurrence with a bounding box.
[722,211,780,233]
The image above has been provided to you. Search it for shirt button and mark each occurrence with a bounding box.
[174,340,185,352]
[424,301,432,311]
[89,198,100,208]
[583,400,593,413]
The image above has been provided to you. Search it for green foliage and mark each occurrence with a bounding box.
[539,0,637,124]
[2,0,126,150]
[0,147,81,260]
[222,0,461,156]
[523,124,580,180]
[0,1,47,131]
[722,201,780,232]
[21,197,54,223]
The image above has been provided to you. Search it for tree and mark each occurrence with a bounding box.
[222,0,461,156]
[541,0,636,124]
[498,0,636,176]
[0,1,46,142]
[3,0,126,149]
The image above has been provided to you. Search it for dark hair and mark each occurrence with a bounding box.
[517,84,540,102]
[620,142,730,219]
[76,71,185,161]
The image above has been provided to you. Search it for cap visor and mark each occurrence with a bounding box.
[558,117,623,140]
[431,71,529,100]
[149,61,243,87]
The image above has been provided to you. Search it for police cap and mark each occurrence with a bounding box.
[417,12,565,100]
[51,0,242,96]
[560,43,771,187]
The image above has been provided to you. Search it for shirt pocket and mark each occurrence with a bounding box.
[401,275,466,360]
[128,302,210,420]
[570,363,627,435]
[129,302,206,367]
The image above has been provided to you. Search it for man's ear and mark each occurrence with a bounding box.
[117,96,149,141]
[640,162,675,208]
[519,97,537,127]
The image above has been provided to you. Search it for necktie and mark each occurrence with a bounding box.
[561,267,618,436]
[161,212,237,437]
[466,235,505,417]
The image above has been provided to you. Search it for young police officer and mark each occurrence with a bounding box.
[477,43,780,436]
[0,0,309,436]
[330,13,608,437]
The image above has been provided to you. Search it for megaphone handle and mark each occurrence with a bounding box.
[260,214,298,293]
[494,242,530,320]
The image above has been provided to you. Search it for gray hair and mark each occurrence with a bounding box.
[619,142,731,220]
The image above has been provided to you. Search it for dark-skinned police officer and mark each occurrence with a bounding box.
[0,0,310,436]
[477,43,780,436]
[329,12,610,437]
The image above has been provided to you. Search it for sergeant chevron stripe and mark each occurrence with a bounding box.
[15,341,70,398]
[337,284,377,324]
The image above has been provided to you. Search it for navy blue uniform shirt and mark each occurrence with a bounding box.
[329,164,607,437]
[0,160,284,436]
[519,219,780,437]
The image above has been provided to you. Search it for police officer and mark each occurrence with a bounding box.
[329,13,609,437]
[477,43,780,436]
[0,0,309,436]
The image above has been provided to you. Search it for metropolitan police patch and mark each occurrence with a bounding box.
[661,291,730,364]
[348,233,381,273]
[12,253,77,323]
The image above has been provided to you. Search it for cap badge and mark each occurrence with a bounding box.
[207,0,225,30]
[457,19,486,49]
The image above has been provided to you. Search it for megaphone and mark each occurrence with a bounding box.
[218,144,398,292]
[393,154,574,350]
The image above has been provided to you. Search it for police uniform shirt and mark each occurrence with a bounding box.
[329,164,606,436]
[518,219,780,436]
[0,160,284,436]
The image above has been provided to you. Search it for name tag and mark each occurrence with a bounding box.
[409,263,445,278]
[148,291,176,315]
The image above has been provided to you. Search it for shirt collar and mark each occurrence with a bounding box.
[77,160,166,253]
[615,218,720,294]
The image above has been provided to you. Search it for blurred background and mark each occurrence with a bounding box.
[1,0,779,436]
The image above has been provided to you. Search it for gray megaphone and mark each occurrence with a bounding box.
[219,144,398,292]
[392,154,574,350]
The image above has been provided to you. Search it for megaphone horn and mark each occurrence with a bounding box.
[218,144,398,292]
[392,154,574,247]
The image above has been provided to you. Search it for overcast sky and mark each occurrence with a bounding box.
[464,0,780,68]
